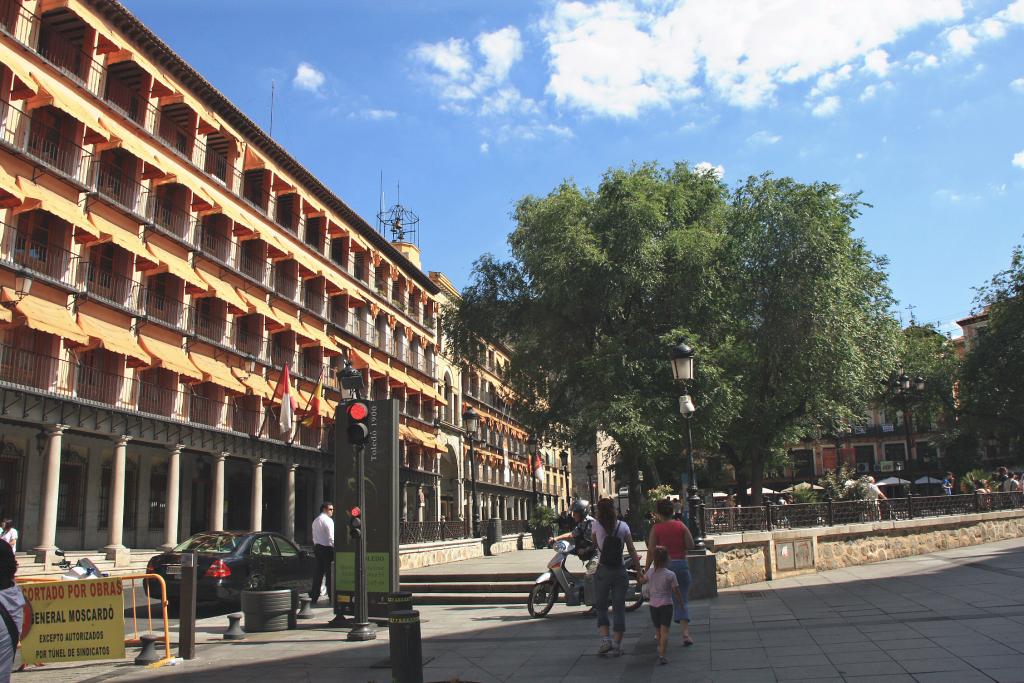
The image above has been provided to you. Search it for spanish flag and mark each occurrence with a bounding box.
[273,363,297,434]
[300,376,324,428]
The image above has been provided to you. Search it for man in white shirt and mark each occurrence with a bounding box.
[0,521,16,553]
[864,477,887,520]
[310,502,335,605]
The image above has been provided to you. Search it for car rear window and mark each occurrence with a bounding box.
[173,534,241,554]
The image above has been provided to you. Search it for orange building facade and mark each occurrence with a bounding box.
[0,0,444,564]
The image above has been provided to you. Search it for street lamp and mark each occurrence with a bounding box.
[560,450,570,511]
[462,405,480,537]
[892,371,926,506]
[672,341,705,551]
[586,461,595,503]
[527,434,539,512]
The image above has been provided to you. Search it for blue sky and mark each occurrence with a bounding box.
[123,0,1024,334]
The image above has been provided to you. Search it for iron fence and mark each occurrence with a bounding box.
[399,520,470,544]
[705,492,1024,536]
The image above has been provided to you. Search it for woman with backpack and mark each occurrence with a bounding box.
[592,497,641,656]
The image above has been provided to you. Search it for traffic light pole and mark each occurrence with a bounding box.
[347,442,375,642]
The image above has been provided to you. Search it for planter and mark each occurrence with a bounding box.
[241,589,293,633]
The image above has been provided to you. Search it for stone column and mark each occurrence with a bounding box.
[105,435,131,566]
[162,444,183,551]
[211,452,227,532]
[416,484,425,522]
[34,425,66,563]
[286,464,297,541]
[401,486,409,522]
[250,458,264,532]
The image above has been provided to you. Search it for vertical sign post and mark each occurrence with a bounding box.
[335,399,399,621]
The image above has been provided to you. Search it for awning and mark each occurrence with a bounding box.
[28,71,103,136]
[231,367,275,400]
[189,352,245,393]
[77,311,151,365]
[255,227,291,259]
[91,217,149,261]
[195,267,247,314]
[144,241,206,292]
[298,321,343,355]
[138,334,203,381]
[0,43,38,101]
[292,250,322,279]
[236,288,275,319]
[12,176,94,236]
[10,292,87,344]
[349,347,389,378]
[268,303,310,340]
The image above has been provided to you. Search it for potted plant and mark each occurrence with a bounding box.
[529,505,558,549]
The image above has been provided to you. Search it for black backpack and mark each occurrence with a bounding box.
[598,521,624,567]
[574,519,596,561]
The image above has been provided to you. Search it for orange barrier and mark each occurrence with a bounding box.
[16,572,173,667]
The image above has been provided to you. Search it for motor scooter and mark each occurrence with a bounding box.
[527,540,643,617]
[52,549,108,579]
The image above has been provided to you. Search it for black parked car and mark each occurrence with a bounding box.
[147,531,316,606]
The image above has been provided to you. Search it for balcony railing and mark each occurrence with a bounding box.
[272,266,298,302]
[147,195,196,245]
[191,309,231,346]
[235,326,266,360]
[91,160,148,218]
[303,288,325,317]
[198,225,232,266]
[142,289,186,330]
[1,225,79,289]
[298,355,322,381]
[24,119,92,186]
[270,344,294,369]
[80,262,142,314]
[238,248,269,287]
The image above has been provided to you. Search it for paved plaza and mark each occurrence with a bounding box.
[19,536,1024,682]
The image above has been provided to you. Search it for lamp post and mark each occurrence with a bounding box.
[462,406,480,537]
[892,372,926,504]
[527,434,539,513]
[560,450,570,511]
[671,341,705,551]
[586,462,595,504]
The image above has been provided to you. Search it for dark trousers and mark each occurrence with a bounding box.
[311,544,333,601]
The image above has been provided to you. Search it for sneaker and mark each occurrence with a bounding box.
[598,641,613,655]
[659,656,668,665]
[611,644,623,657]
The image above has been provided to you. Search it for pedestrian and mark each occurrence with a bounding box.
[865,476,887,520]
[640,546,686,665]
[310,501,335,605]
[0,540,23,683]
[0,521,16,553]
[592,497,641,657]
[942,472,954,496]
[645,498,694,646]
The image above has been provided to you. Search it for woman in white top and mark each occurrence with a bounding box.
[591,498,640,657]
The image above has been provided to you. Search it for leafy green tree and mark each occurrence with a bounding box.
[710,175,901,503]
[957,243,1024,461]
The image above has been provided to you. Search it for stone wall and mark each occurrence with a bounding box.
[705,509,1024,589]
[398,533,526,570]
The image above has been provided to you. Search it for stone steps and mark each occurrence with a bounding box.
[15,549,155,578]
[401,571,537,605]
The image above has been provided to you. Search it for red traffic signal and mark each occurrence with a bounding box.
[349,506,361,518]
[346,400,370,445]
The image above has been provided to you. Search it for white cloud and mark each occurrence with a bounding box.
[480,87,539,116]
[863,49,890,77]
[693,161,724,178]
[855,152,866,160]
[293,62,325,93]
[747,130,781,145]
[934,188,980,202]
[907,51,940,69]
[946,25,977,54]
[354,109,397,121]
[541,0,964,117]
[413,38,472,82]
[810,64,853,97]
[495,122,574,142]
[810,95,841,117]
[860,84,877,101]
[476,27,523,85]
[480,142,490,154]
[1014,150,1024,168]
[1011,77,1024,92]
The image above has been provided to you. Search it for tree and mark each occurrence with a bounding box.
[957,243,1024,462]
[711,175,901,504]
[445,164,901,515]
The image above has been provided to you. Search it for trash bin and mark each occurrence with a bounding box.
[485,518,502,545]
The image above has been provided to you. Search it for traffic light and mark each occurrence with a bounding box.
[346,400,370,445]
[348,506,362,539]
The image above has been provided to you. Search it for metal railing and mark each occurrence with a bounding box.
[24,115,92,185]
[80,262,143,314]
[142,289,187,331]
[147,195,196,245]
[237,247,269,286]
[91,159,148,218]
[198,222,233,265]
[399,520,470,544]
[235,325,265,359]
[1,224,80,289]
[708,492,1024,535]
[191,308,231,346]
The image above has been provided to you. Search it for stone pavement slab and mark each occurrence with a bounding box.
[14,535,1024,681]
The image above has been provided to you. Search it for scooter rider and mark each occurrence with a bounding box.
[550,499,596,562]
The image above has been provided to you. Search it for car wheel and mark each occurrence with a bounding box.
[246,573,266,591]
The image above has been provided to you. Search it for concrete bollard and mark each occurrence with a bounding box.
[388,610,423,683]
[297,595,314,619]
[134,633,162,665]
[224,612,246,640]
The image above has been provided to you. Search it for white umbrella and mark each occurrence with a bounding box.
[877,476,910,486]
[781,482,824,492]
[746,487,777,495]
[915,476,942,485]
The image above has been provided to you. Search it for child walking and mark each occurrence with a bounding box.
[641,546,685,665]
